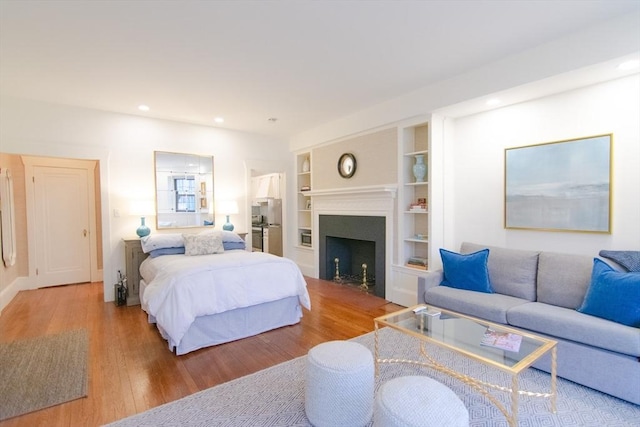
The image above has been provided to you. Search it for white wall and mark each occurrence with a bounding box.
[448,75,640,256]
[0,96,290,301]
[290,13,640,151]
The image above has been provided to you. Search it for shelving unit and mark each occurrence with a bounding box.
[400,123,430,271]
[296,152,312,249]
[387,120,432,307]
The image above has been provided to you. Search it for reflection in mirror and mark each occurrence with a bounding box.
[154,151,214,229]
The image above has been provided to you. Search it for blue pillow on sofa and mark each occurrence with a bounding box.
[439,248,493,293]
[578,258,640,327]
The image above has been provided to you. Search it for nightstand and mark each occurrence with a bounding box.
[123,238,149,306]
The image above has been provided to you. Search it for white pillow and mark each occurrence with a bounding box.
[183,232,225,256]
[199,229,244,243]
[140,233,184,253]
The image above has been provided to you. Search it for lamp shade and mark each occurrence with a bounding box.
[130,200,155,216]
[217,200,239,215]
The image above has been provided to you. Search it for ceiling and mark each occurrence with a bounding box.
[1,1,638,139]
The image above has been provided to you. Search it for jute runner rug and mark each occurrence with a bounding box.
[107,327,639,426]
[0,329,89,421]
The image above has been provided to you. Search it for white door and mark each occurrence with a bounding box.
[34,166,91,286]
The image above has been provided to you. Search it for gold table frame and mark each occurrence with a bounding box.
[374,305,557,427]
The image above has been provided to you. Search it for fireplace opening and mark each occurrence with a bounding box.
[326,237,376,292]
[319,215,385,298]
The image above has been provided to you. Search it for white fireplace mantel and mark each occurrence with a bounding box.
[307,184,397,198]
[310,184,397,297]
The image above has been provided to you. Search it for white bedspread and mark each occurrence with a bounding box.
[140,250,311,348]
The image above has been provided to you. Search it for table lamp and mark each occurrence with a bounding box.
[218,200,239,231]
[130,200,155,237]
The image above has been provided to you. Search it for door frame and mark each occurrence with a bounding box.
[245,159,288,256]
[22,156,100,286]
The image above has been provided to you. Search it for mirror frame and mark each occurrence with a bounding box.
[154,151,215,229]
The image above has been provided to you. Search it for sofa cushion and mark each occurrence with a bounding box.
[536,252,593,309]
[461,242,539,301]
[507,302,640,357]
[578,258,640,327]
[425,287,528,324]
[439,248,493,293]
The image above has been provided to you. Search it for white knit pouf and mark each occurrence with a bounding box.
[374,376,468,427]
[305,340,374,427]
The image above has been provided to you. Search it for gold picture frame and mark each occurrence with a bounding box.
[504,134,612,233]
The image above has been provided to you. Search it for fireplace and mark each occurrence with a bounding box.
[319,215,385,298]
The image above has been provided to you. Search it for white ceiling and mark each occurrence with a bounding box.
[1,1,638,139]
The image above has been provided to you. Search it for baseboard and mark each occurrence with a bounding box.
[297,263,315,278]
[0,276,32,314]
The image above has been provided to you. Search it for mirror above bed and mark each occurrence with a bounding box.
[154,151,214,229]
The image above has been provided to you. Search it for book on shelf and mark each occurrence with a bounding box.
[406,256,427,270]
[408,204,427,212]
[300,185,311,191]
[480,328,522,352]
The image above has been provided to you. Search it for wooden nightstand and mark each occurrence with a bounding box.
[123,238,149,306]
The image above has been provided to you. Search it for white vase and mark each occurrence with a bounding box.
[412,154,426,182]
[302,156,310,172]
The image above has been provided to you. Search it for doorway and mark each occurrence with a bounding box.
[22,156,101,287]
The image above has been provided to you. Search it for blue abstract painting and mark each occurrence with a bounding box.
[505,135,611,232]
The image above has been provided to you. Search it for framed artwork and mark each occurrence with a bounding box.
[504,134,612,233]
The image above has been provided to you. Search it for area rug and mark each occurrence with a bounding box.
[0,329,89,421]
[106,328,639,426]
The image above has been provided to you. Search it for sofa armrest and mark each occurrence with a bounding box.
[417,270,443,303]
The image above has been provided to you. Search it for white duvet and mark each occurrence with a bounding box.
[140,250,311,348]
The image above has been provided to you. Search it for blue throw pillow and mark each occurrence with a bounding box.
[439,248,493,293]
[578,258,640,327]
[223,241,246,250]
[149,247,185,258]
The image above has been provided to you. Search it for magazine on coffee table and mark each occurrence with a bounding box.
[480,328,523,352]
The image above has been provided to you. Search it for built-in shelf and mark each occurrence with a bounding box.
[404,238,429,243]
[404,149,428,157]
[399,122,429,269]
[297,152,313,249]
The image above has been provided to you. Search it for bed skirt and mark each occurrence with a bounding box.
[150,295,303,355]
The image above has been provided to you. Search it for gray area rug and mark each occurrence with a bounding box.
[107,328,639,426]
[0,329,89,421]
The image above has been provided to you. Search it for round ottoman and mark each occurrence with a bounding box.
[374,376,468,427]
[305,340,374,427]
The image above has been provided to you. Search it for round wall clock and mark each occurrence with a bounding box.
[337,153,357,178]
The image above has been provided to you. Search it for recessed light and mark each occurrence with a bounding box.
[214,117,224,124]
[138,105,150,111]
[617,60,640,71]
[486,98,501,106]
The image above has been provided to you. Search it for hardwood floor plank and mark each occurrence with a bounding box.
[0,277,404,426]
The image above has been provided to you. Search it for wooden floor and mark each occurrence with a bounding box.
[0,278,403,426]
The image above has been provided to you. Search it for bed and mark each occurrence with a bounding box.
[138,231,311,355]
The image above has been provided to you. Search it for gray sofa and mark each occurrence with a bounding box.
[417,242,640,405]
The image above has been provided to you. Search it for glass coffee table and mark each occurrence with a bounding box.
[374,304,557,427]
